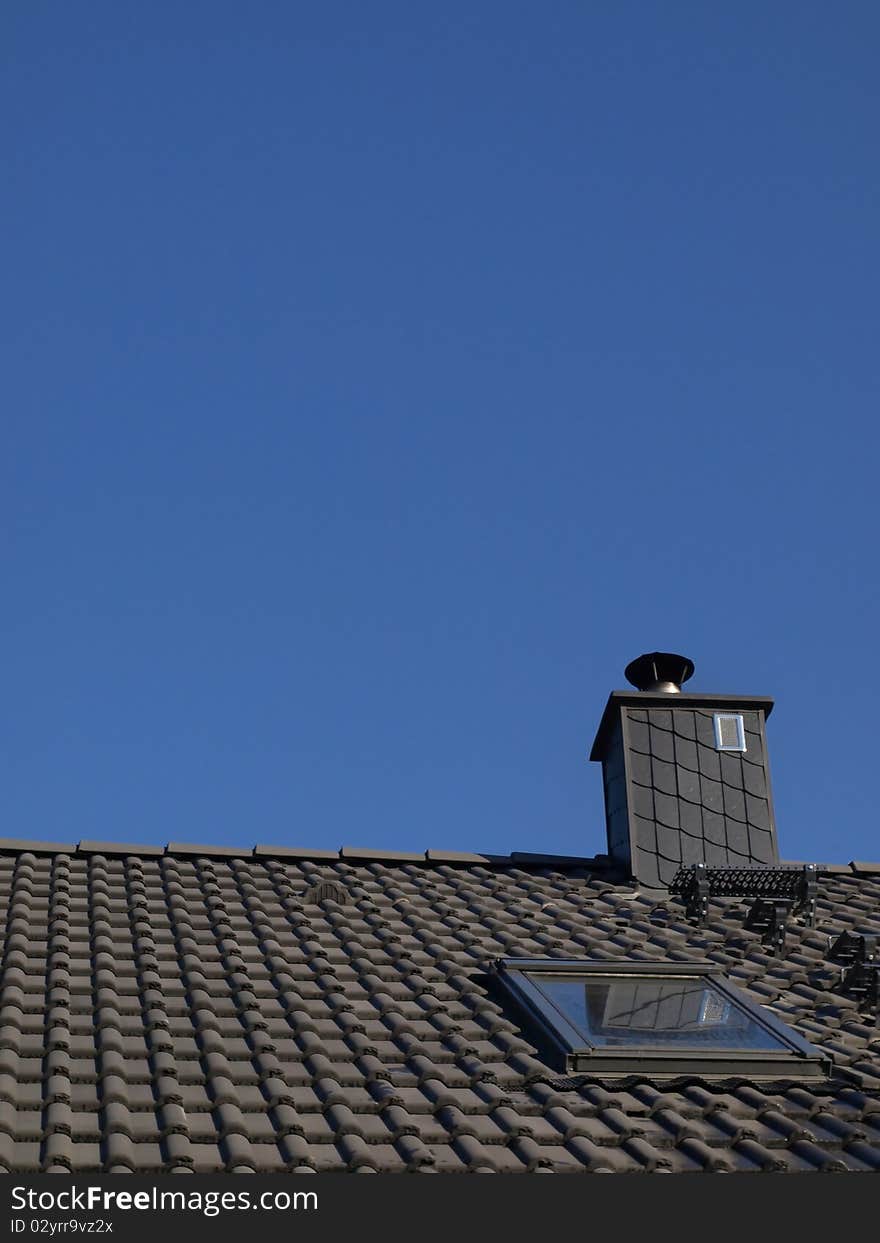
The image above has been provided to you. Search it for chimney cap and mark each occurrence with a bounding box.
[625,652,695,694]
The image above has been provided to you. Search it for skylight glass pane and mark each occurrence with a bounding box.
[532,974,786,1052]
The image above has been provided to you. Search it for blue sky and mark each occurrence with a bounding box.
[2,3,878,864]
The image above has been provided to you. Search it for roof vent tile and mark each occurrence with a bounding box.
[302,880,349,905]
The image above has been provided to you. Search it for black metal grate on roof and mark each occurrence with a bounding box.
[669,865,816,899]
[670,863,819,936]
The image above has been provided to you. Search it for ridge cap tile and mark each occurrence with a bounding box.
[166,842,250,858]
[779,859,851,873]
[0,838,76,854]
[0,831,872,878]
[339,847,426,862]
[253,844,341,859]
[425,850,493,863]
[77,840,164,856]
[510,851,609,868]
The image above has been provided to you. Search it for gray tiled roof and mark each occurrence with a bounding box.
[1,838,879,1174]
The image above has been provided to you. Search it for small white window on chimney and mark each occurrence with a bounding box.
[714,713,746,752]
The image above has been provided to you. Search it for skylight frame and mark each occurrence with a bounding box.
[495,958,831,1079]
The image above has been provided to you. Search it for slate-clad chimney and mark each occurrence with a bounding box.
[590,653,779,888]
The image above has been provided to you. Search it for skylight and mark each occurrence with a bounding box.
[495,959,830,1079]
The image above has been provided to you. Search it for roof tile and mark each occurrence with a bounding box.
[77,841,165,856]
[0,837,877,1173]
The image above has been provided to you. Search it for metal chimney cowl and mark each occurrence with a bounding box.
[624,652,695,695]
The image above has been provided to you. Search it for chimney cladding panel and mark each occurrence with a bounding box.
[590,659,779,887]
[601,718,632,870]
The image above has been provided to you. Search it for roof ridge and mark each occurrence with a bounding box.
[0,836,615,869]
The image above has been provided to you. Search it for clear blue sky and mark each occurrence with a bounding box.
[3,4,878,864]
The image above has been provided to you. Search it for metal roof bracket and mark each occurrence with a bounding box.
[745,898,792,954]
[799,864,818,928]
[681,862,710,925]
[828,931,879,1014]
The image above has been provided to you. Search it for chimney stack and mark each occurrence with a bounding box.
[590,654,779,887]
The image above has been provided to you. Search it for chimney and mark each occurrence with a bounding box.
[590,653,779,887]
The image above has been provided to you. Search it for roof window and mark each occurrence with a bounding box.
[495,958,830,1079]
